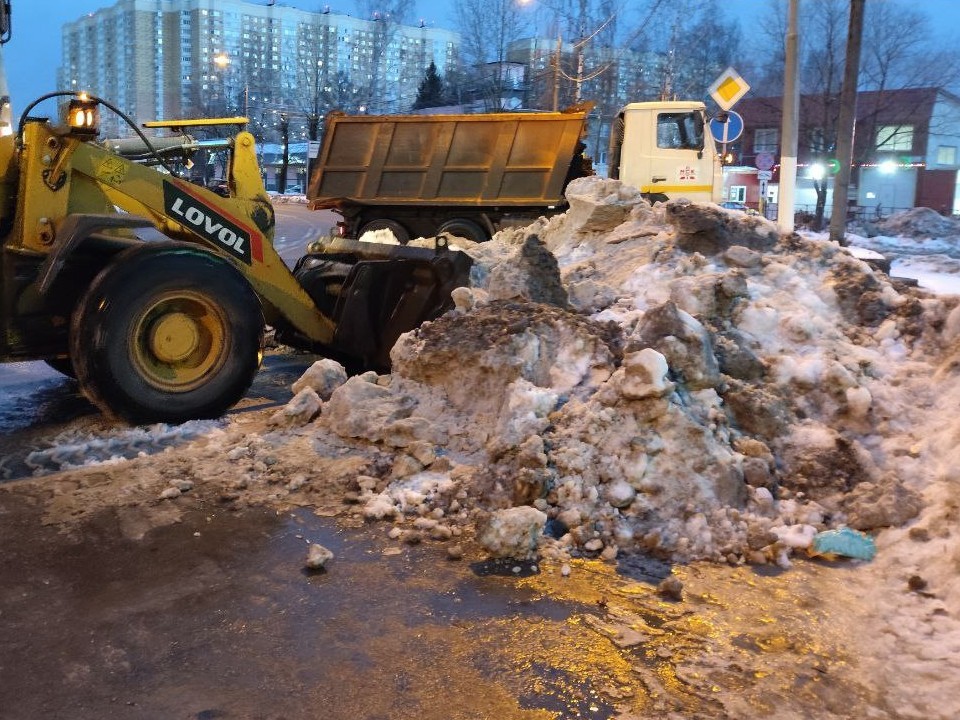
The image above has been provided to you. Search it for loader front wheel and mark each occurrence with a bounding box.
[71,243,265,425]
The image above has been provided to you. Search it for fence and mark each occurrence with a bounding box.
[759,203,924,225]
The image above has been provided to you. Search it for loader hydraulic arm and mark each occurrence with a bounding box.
[16,118,335,343]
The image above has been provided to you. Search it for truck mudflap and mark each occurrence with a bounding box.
[288,237,473,370]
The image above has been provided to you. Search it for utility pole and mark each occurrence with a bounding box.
[278,113,289,194]
[574,0,587,103]
[552,35,562,111]
[777,0,800,232]
[829,0,866,245]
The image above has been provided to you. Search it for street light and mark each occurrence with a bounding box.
[213,52,248,117]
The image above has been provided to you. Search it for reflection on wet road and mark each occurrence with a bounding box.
[0,496,879,720]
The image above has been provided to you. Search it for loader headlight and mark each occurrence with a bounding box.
[66,94,100,138]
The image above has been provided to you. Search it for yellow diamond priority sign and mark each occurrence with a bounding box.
[708,67,750,111]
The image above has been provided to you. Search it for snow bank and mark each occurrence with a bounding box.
[873,207,960,240]
[304,176,960,573]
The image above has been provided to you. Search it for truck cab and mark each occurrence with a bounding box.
[610,101,722,204]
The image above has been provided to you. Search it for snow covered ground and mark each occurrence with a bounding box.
[3,187,960,717]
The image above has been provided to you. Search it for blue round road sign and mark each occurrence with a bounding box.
[709,110,744,144]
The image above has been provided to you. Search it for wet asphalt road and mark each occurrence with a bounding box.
[271,203,337,266]
[0,496,627,720]
[0,476,869,719]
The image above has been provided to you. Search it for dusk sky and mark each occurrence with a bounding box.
[4,0,959,119]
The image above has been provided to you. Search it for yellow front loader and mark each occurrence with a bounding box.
[0,4,469,424]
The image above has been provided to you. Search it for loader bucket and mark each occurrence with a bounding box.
[291,238,473,370]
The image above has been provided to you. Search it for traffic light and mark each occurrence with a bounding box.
[826,158,841,174]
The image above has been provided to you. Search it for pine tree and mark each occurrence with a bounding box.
[412,62,445,110]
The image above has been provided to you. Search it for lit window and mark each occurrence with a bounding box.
[754,128,778,153]
[876,125,913,151]
[937,145,957,165]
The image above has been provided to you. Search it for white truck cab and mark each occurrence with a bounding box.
[609,101,722,203]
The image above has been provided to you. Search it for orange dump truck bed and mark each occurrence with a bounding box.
[308,108,589,209]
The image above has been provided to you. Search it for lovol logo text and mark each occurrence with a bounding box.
[163,182,252,264]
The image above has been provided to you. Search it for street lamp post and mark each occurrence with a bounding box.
[213,52,248,118]
[278,113,289,194]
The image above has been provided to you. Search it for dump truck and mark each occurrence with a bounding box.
[0,2,470,425]
[308,101,723,243]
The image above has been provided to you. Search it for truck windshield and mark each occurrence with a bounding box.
[656,112,704,151]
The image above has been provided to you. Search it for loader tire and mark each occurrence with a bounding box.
[44,357,76,379]
[358,218,410,244]
[70,243,265,425]
[437,218,488,244]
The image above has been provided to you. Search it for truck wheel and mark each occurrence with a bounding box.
[70,243,265,425]
[437,218,488,243]
[358,219,410,244]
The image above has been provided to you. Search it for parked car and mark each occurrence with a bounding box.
[720,201,760,216]
[207,180,230,197]
[284,185,303,195]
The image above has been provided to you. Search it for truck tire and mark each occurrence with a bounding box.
[70,243,265,425]
[358,218,410,244]
[437,218,488,243]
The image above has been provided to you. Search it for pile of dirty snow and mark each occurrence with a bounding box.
[844,208,960,295]
[872,207,960,240]
[275,177,959,583]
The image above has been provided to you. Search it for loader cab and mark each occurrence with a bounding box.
[609,101,721,203]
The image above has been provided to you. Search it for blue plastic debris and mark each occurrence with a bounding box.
[812,528,876,561]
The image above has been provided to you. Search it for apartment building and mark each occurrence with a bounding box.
[59,0,459,137]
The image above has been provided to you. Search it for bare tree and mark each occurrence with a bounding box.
[454,0,526,110]
[639,0,740,103]
[800,0,847,228]
[860,3,960,91]
[354,0,415,112]
[857,1,960,164]
[286,13,337,140]
[743,2,788,97]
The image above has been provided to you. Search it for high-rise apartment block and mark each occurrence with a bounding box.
[59,0,459,137]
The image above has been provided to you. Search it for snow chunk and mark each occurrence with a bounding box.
[618,348,674,400]
[770,523,817,550]
[305,543,334,570]
[291,359,348,400]
[479,506,547,559]
[494,378,558,448]
[269,387,321,427]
